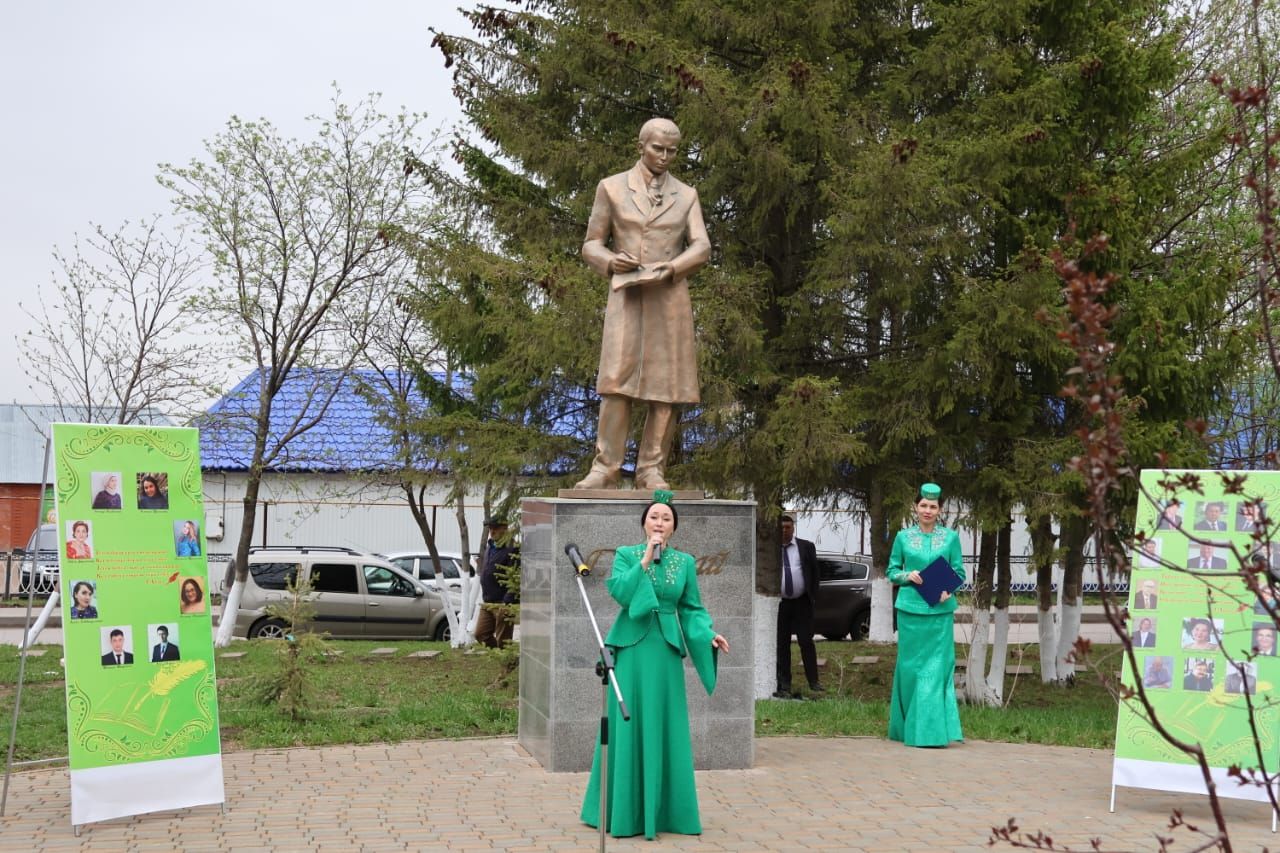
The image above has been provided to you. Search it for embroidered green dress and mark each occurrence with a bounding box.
[581,544,719,839]
[886,523,965,747]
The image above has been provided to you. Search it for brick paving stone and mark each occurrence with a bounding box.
[850,655,880,663]
[368,647,398,655]
[5,736,1280,850]
[217,651,246,659]
[407,649,441,658]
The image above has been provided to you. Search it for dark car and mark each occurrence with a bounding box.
[813,553,872,640]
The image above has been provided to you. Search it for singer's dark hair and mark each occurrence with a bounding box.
[640,500,679,531]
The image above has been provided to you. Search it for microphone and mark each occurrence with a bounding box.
[652,542,664,563]
[565,542,590,577]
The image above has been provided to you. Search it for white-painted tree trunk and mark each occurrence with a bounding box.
[1037,608,1060,682]
[434,572,485,647]
[963,608,991,704]
[437,581,464,647]
[21,592,59,649]
[214,582,243,647]
[753,593,780,699]
[1053,600,1083,683]
[465,596,483,638]
[985,608,1010,704]
[868,578,896,643]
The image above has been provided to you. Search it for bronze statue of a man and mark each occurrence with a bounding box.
[574,118,710,490]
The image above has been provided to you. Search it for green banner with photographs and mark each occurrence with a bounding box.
[1112,469,1280,803]
[54,423,224,826]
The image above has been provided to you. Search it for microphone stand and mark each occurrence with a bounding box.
[573,559,629,853]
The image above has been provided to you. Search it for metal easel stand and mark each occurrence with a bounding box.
[573,562,629,853]
[1,438,64,821]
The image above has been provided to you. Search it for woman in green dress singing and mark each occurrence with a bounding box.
[887,482,965,747]
[581,492,730,839]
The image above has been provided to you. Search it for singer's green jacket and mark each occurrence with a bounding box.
[602,544,718,693]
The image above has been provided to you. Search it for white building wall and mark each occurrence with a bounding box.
[201,471,488,559]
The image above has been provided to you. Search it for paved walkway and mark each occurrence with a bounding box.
[2,737,1276,851]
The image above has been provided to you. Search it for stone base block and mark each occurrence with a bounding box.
[518,496,756,772]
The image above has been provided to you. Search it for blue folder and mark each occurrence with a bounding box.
[917,556,963,606]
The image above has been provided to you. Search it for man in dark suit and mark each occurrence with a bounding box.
[1187,543,1227,570]
[1133,617,1156,647]
[775,514,822,698]
[151,625,180,662]
[1226,666,1257,695]
[101,628,133,665]
[1195,501,1227,532]
[1183,660,1214,691]
[1237,501,1265,532]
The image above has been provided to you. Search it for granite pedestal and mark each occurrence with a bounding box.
[518,497,756,772]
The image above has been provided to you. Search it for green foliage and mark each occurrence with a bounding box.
[248,574,331,721]
[418,1,1245,562]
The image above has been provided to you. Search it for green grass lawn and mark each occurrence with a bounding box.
[0,638,1120,764]
[760,641,1120,749]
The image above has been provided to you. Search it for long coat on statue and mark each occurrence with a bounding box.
[582,162,710,404]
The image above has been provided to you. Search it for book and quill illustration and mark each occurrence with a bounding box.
[89,659,208,736]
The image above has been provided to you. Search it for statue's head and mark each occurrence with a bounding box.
[637,118,681,175]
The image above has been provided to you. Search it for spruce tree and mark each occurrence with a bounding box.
[416,1,1242,598]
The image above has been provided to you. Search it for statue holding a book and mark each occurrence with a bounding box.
[573,118,711,491]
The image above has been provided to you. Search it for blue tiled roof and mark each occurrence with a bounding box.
[198,367,596,474]
[199,368,448,473]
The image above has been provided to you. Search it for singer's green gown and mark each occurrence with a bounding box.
[887,524,966,747]
[581,544,719,839]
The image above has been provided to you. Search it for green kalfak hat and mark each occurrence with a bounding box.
[920,482,942,500]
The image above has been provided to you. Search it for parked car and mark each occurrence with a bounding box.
[18,523,59,594]
[813,553,872,641]
[383,551,469,593]
[231,546,450,641]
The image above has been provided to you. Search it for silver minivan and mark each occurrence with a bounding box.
[232,546,449,641]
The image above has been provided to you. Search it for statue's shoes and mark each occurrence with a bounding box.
[634,473,669,490]
[573,471,620,489]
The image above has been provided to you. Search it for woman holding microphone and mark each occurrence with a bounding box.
[581,490,729,839]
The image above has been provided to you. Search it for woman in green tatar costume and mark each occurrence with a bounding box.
[887,482,966,747]
[581,492,730,839]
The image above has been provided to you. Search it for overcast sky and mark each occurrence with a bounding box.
[0,1,474,407]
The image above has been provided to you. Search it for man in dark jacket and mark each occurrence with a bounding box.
[775,514,822,698]
[475,516,519,648]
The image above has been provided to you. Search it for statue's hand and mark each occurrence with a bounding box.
[610,251,641,273]
[647,262,674,283]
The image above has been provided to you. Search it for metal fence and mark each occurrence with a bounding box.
[1,550,59,597]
